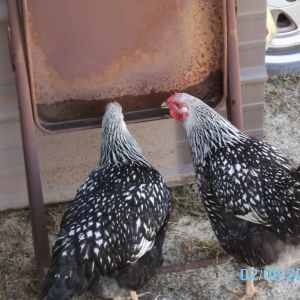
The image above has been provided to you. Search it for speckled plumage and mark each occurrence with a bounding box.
[168,93,300,267]
[41,102,170,300]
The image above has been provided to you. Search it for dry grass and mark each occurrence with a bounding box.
[0,204,72,299]
[0,210,37,299]
[181,240,225,259]
[264,75,300,164]
[171,184,206,217]
[265,75,300,114]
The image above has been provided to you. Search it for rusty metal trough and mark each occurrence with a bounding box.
[22,0,228,131]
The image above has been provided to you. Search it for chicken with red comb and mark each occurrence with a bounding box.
[162,92,300,299]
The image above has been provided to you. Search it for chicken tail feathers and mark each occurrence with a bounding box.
[39,245,98,300]
[291,165,300,182]
[39,257,82,300]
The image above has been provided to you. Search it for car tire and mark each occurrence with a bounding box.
[266,0,300,75]
[266,45,300,75]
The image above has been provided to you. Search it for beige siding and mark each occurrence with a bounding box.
[238,0,267,140]
[0,0,267,210]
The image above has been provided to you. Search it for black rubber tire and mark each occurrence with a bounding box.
[266,45,300,75]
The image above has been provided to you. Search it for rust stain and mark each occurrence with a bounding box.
[37,70,223,128]
[160,253,231,273]
[22,0,226,130]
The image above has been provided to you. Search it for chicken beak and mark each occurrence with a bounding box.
[160,101,170,118]
[160,101,170,109]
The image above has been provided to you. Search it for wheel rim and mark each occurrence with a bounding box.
[268,0,300,49]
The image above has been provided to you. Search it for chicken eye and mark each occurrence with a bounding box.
[180,106,188,113]
[174,102,180,110]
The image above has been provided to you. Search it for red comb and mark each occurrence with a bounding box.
[167,92,181,102]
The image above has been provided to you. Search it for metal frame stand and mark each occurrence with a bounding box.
[226,0,244,131]
[6,0,243,279]
[7,0,50,278]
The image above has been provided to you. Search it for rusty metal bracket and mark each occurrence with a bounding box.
[226,0,244,131]
[7,25,15,71]
[7,0,50,278]
[161,254,231,273]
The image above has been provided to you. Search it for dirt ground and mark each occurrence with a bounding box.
[0,76,299,300]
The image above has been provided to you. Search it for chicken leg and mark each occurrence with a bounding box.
[240,266,258,299]
[225,266,259,299]
[113,291,139,300]
[240,266,258,300]
[129,290,153,300]
[130,291,138,300]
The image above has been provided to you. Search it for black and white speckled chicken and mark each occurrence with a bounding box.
[163,93,300,299]
[40,102,170,300]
